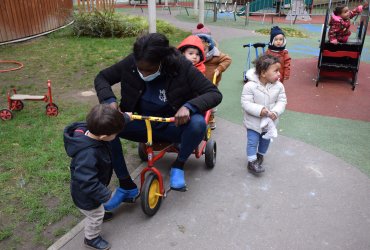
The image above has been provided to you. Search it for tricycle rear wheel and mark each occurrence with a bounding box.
[205,139,217,169]
[10,100,23,111]
[138,143,148,162]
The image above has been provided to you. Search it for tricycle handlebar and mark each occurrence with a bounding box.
[131,115,175,123]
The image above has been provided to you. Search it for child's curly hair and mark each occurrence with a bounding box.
[253,54,280,76]
[333,4,347,16]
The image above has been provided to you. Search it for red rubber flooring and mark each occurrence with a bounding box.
[285,57,370,121]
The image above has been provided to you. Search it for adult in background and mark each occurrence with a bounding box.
[94,33,222,211]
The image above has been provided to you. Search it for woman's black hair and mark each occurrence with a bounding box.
[334,4,347,16]
[133,33,180,75]
[253,54,280,76]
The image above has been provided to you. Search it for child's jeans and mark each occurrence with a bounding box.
[79,204,104,240]
[246,129,271,162]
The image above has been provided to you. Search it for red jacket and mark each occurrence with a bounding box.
[328,5,363,43]
[265,49,291,83]
[177,35,206,74]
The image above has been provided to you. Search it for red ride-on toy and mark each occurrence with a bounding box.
[133,74,218,216]
[1,80,58,120]
[134,113,216,217]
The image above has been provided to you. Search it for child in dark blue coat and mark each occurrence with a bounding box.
[64,104,129,250]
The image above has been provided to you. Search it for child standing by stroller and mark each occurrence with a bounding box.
[265,26,291,83]
[177,35,206,74]
[241,54,287,174]
[64,104,130,250]
[193,24,232,129]
[328,2,368,44]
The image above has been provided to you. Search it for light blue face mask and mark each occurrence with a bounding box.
[138,64,161,82]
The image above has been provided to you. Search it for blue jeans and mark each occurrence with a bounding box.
[246,129,270,162]
[111,114,206,178]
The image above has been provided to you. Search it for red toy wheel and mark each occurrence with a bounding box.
[46,103,59,117]
[10,100,24,111]
[0,109,13,121]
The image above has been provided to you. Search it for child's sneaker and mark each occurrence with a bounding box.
[84,236,111,250]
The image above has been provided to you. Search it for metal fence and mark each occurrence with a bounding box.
[77,0,116,12]
[166,0,366,24]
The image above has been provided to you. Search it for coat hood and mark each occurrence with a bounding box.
[246,68,262,84]
[63,122,103,158]
[177,35,206,68]
[246,68,280,85]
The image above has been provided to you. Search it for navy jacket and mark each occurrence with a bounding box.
[94,54,222,114]
[64,122,113,210]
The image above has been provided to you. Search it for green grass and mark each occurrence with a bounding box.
[0,24,189,249]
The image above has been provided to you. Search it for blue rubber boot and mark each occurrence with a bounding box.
[104,187,139,211]
[170,168,187,191]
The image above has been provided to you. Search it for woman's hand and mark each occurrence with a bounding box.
[125,112,133,120]
[175,106,191,126]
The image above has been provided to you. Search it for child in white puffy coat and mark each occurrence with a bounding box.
[241,54,287,174]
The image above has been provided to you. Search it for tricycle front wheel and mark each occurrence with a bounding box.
[0,109,13,121]
[46,103,58,117]
[141,173,162,216]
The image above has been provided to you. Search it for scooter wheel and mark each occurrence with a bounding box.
[141,173,162,216]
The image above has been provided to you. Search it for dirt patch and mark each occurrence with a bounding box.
[56,83,122,107]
